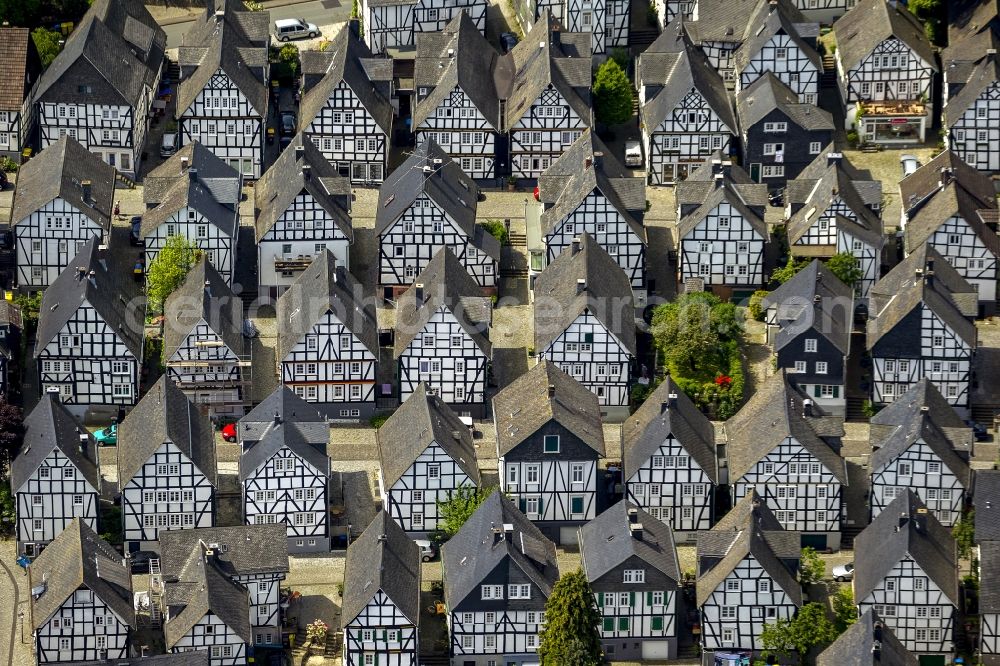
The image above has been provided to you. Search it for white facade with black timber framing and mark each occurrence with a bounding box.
[980,541,1000,665]
[579,501,682,661]
[0,25,42,158]
[29,520,134,663]
[441,491,560,666]
[854,491,959,658]
[516,0,629,54]
[12,394,100,557]
[623,378,718,539]
[378,384,481,535]
[362,0,487,55]
[12,137,116,290]
[342,513,421,666]
[945,54,1000,173]
[34,239,144,421]
[393,248,492,417]
[495,361,606,545]
[117,377,217,553]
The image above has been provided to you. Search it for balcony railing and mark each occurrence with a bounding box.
[274,254,315,271]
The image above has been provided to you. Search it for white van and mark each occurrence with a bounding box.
[274,18,320,41]
[160,131,177,158]
[624,140,643,168]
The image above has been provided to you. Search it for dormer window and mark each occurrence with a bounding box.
[623,569,645,583]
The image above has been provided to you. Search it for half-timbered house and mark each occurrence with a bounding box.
[412,13,501,180]
[34,238,143,420]
[341,512,421,666]
[362,0,487,55]
[239,414,331,553]
[377,383,481,535]
[513,0,629,54]
[533,234,636,416]
[898,150,999,313]
[159,525,290,648]
[393,248,492,416]
[29,519,134,663]
[623,377,717,539]
[502,13,592,180]
[275,250,379,419]
[0,25,42,158]
[299,22,394,184]
[943,0,1000,100]
[726,370,848,550]
[494,360,605,543]
[175,0,269,178]
[579,501,681,661]
[376,140,499,295]
[697,491,802,655]
[867,244,978,410]
[164,257,247,419]
[118,377,217,553]
[255,137,353,298]
[636,20,737,185]
[534,131,647,299]
[762,260,853,415]
[12,136,115,289]
[833,0,938,144]
[12,394,99,558]
[784,148,884,298]
[237,385,329,445]
[142,143,241,284]
[945,53,1000,173]
[675,155,769,295]
[817,609,918,666]
[27,0,165,176]
[736,73,834,185]
[868,379,972,527]
[442,490,560,666]
[656,0,693,25]
[0,300,23,399]
[788,0,858,24]
[854,491,959,659]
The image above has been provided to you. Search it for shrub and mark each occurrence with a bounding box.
[0,156,18,173]
[369,413,391,428]
[748,290,769,322]
[481,219,509,246]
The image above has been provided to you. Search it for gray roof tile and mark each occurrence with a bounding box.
[834,0,937,72]
[341,512,421,626]
[10,394,100,494]
[159,525,289,579]
[817,609,918,666]
[579,500,681,583]
[163,257,243,361]
[761,260,853,354]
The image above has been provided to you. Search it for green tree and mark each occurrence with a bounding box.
[32,27,64,68]
[771,256,809,284]
[538,569,603,666]
[0,0,41,27]
[481,219,509,246]
[0,483,14,537]
[651,294,721,375]
[593,59,633,126]
[954,510,975,560]
[832,585,857,632]
[798,547,826,587]
[908,0,944,45]
[146,235,203,314]
[826,252,863,288]
[279,44,301,77]
[760,602,838,663]
[437,485,496,538]
[99,502,123,546]
[243,0,264,9]
[749,290,769,322]
[0,397,24,477]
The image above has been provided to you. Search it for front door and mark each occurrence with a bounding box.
[750,163,761,182]
[662,163,675,182]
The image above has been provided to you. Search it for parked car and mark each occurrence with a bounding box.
[832,562,854,582]
[94,424,117,446]
[280,111,296,137]
[221,422,238,443]
[624,140,643,168]
[415,539,437,562]
[129,550,158,574]
[900,154,919,178]
[500,32,518,54]
[160,131,177,158]
[274,18,319,42]
[129,216,143,246]
[966,419,991,442]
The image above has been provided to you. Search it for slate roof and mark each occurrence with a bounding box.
[980,540,1000,614]
[695,491,802,607]
[275,249,379,363]
[900,150,996,218]
[35,238,143,360]
[144,142,242,208]
[0,300,22,330]
[493,360,605,458]
[622,376,717,483]
[946,0,1000,79]
[817,609,918,666]
[11,136,115,231]
[532,233,636,355]
[833,0,937,72]
[869,413,971,488]
[724,370,848,483]
[975,469,1000,541]
[375,141,498,259]
[239,419,330,480]
[537,131,647,242]
[676,174,768,241]
[685,0,779,44]
[163,257,243,361]
[10,394,100,494]
[732,0,821,74]
[579,500,681,584]
[0,26,39,111]
[176,0,269,118]
[393,248,492,356]
[341,512,421,626]
[441,490,559,608]
[89,0,167,68]
[675,152,769,226]
[299,23,394,135]
[736,73,833,132]
[903,181,1000,257]
[853,490,959,606]
[378,383,480,487]
[762,260,853,354]
[413,12,501,130]
[255,134,352,242]
[117,376,217,488]
[946,55,1000,127]
[30,519,133,629]
[238,385,329,445]
[869,378,971,454]
[163,542,253,647]
[636,20,736,135]
[867,244,978,352]
[63,654,210,666]
[159,525,289,580]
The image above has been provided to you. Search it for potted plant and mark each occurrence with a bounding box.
[305,619,329,650]
[506,175,517,192]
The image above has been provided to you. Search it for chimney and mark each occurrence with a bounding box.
[214,9,225,22]
[79,433,88,455]
[414,283,424,305]
[668,392,678,408]
[814,294,822,305]
[898,512,909,530]
[572,237,581,255]
[274,411,281,426]
[924,258,935,287]
[181,156,189,171]
[627,506,639,523]
[920,405,930,413]
[302,165,311,180]
[713,173,724,189]
[576,278,586,295]
[204,279,212,299]
[189,168,198,183]
[547,384,556,398]
[584,157,593,169]
[81,180,92,203]
[827,152,842,167]
[97,244,109,272]
[629,523,644,541]
[938,166,953,187]
[295,145,305,161]
[803,397,814,417]
[88,270,96,287]
[660,401,669,414]
[710,158,723,175]
[76,266,87,281]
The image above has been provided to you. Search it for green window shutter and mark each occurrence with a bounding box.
[652,616,664,631]
[538,498,544,514]
[598,592,605,607]
[814,385,821,398]
[832,386,840,398]
[519,498,526,513]
[647,591,653,605]
[619,617,629,631]
[630,591,635,606]
[603,617,614,632]
[571,497,584,513]
[584,332,594,343]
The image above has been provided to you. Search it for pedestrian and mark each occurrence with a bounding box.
[114,200,120,217]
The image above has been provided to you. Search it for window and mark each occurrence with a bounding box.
[794,361,807,373]
[809,142,821,154]
[427,464,440,479]
[623,569,645,583]
[721,606,737,619]
[758,579,771,593]
[509,584,531,599]
[928,462,941,474]
[898,462,912,477]
[775,47,787,59]
[816,362,828,374]
[571,463,584,483]
[726,579,740,592]
[722,628,735,645]
[804,338,817,353]
[543,435,560,453]
[63,468,75,479]
[526,464,540,483]
[481,584,504,599]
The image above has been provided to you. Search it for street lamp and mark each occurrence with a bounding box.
[18,609,24,643]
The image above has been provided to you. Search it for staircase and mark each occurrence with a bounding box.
[821,54,837,88]
[860,143,881,153]
[845,396,867,422]
[840,523,865,549]
[632,87,640,116]
[629,28,660,51]
[971,403,998,426]
[116,172,136,189]
[677,644,701,660]
[164,58,180,86]
[508,231,526,247]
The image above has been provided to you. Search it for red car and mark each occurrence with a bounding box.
[221,422,238,442]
